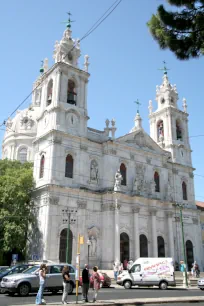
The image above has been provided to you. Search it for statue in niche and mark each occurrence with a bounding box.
[158,121,164,141]
[167,176,174,201]
[90,160,99,182]
[133,164,145,193]
[114,169,122,191]
[90,236,97,256]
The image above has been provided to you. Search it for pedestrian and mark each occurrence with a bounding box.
[92,266,101,303]
[127,259,133,270]
[123,259,128,270]
[82,264,89,302]
[194,262,200,278]
[113,261,119,281]
[35,263,47,305]
[62,265,70,305]
[119,262,123,275]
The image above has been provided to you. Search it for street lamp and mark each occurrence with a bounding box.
[87,239,91,267]
[173,202,188,288]
[62,209,77,263]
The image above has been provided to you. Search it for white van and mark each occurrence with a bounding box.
[117,258,176,290]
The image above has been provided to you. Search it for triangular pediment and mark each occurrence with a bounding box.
[116,129,166,155]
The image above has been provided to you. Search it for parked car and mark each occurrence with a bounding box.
[79,272,111,288]
[0,264,34,294]
[197,278,204,290]
[0,267,9,273]
[1,263,76,297]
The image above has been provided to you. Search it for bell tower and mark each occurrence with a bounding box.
[149,67,192,166]
[32,19,90,139]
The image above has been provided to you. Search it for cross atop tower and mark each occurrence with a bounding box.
[134,99,141,114]
[62,12,75,29]
[159,61,170,75]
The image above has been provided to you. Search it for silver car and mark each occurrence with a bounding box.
[0,263,76,297]
[198,278,204,290]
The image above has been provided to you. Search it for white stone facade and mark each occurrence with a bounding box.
[2,28,203,270]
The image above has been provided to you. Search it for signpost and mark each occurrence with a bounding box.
[75,234,84,304]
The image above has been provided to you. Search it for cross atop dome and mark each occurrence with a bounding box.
[159,60,170,75]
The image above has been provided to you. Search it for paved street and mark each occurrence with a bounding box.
[0,287,203,306]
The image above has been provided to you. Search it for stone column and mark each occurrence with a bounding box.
[166,211,175,258]
[55,67,62,107]
[150,209,157,257]
[133,207,140,259]
[113,193,121,264]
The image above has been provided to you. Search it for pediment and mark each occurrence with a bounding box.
[116,129,166,154]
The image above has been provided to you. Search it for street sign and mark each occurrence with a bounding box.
[80,235,84,244]
[12,254,18,262]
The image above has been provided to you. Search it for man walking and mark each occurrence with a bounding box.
[82,264,89,302]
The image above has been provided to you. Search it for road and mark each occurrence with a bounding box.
[0,287,203,306]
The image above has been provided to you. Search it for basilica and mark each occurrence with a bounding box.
[2,25,203,270]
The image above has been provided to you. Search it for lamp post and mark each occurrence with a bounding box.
[62,209,77,263]
[87,239,91,267]
[173,202,188,288]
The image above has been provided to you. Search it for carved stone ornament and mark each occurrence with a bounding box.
[20,111,34,130]
[146,157,152,164]
[172,168,178,175]
[80,144,88,151]
[77,200,87,209]
[189,173,194,178]
[132,207,140,213]
[192,217,198,225]
[130,154,135,160]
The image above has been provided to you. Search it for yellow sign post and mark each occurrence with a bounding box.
[75,235,84,303]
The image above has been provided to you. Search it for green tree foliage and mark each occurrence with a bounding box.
[147,0,204,60]
[0,160,34,256]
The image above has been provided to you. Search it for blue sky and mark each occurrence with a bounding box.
[0,0,204,201]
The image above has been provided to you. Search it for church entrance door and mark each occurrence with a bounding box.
[186,240,194,271]
[59,228,73,263]
[120,233,129,264]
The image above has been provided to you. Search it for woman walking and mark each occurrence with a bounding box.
[92,266,101,303]
[35,263,47,305]
[62,265,70,304]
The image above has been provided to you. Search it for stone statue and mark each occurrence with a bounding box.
[114,169,122,192]
[90,160,98,182]
[167,180,174,201]
[84,55,89,72]
[133,164,145,194]
[90,236,97,256]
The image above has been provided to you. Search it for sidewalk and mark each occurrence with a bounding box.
[9,296,204,306]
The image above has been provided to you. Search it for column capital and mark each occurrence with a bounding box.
[112,203,121,211]
[165,211,174,218]
[77,200,87,210]
[149,208,157,216]
[132,207,140,214]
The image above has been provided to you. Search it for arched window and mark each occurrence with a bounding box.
[157,120,164,141]
[59,228,73,263]
[140,234,148,257]
[182,181,187,200]
[157,236,165,257]
[154,171,160,192]
[39,155,45,178]
[120,163,127,186]
[67,80,77,105]
[18,147,27,163]
[65,154,73,178]
[176,119,182,140]
[120,233,129,263]
[47,79,53,106]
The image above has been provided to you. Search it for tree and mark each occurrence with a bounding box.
[147,0,204,60]
[0,160,34,263]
